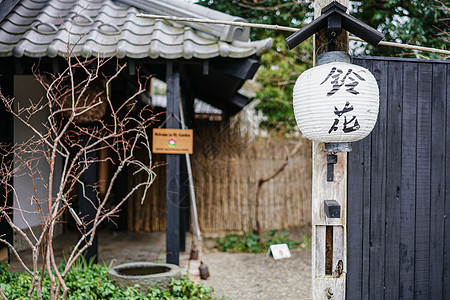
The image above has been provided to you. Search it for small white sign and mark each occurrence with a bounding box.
[267,243,291,260]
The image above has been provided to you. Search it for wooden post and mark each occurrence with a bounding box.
[78,130,99,264]
[312,1,349,299]
[178,88,192,252]
[314,1,349,58]
[166,61,181,265]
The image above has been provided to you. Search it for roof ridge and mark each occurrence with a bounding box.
[115,0,250,42]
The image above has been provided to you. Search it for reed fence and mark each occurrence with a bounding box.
[127,119,312,232]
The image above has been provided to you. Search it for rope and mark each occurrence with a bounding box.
[137,13,450,56]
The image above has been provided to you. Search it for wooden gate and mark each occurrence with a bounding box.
[347,57,450,299]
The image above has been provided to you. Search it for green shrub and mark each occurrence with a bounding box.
[0,261,224,300]
[215,230,309,253]
[215,232,263,253]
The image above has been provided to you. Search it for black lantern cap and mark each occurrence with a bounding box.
[286,1,384,50]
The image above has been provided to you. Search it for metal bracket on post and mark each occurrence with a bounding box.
[324,200,341,218]
[324,142,352,153]
[327,154,337,182]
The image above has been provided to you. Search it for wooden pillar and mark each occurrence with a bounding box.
[178,88,191,252]
[166,61,181,265]
[0,63,14,262]
[78,130,98,264]
[312,1,349,299]
[179,157,188,252]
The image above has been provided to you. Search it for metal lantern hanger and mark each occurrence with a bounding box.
[286,1,384,51]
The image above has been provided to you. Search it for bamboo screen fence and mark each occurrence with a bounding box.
[127,119,312,232]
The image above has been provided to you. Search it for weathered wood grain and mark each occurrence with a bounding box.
[399,61,418,300]
[414,62,432,300]
[445,63,450,300]
[361,60,373,300]
[429,62,446,299]
[165,61,181,265]
[347,137,363,299]
[384,60,402,299]
[369,59,388,300]
[348,57,450,300]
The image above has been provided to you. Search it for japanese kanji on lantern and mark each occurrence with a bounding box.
[292,51,379,145]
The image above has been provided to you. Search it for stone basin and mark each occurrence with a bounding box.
[108,262,181,291]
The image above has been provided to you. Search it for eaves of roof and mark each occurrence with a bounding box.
[0,0,273,60]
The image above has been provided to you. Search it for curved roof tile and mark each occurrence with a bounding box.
[0,0,273,59]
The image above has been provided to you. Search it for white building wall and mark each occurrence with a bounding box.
[13,75,61,231]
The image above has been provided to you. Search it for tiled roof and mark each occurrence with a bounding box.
[0,0,273,59]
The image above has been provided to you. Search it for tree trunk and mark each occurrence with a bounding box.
[255,140,303,236]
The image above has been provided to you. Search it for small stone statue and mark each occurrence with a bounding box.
[190,244,199,260]
[199,261,210,280]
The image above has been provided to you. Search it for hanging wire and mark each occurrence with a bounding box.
[315,39,353,58]
[157,112,184,129]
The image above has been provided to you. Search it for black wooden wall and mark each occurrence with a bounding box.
[347,56,450,300]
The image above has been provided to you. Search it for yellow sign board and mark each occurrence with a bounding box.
[152,128,193,154]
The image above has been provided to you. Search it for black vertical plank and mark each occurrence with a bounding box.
[360,59,374,300]
[0,63,14,259]
[429,62,446,299]
[347,57,372,300]
[384,61,402,299]
[347,120,364,300]
[414,62,432,299]
[361,110,372,300]
[78,131,98,264]
[444,63,450,300]
[399,62,418,300]
[166,61,180,265]
[369,59,388,300]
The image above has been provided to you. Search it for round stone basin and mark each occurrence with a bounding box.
[108,262,181,291]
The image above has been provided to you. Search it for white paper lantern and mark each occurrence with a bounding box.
[293,54,379,143]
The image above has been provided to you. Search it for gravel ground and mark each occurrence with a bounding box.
[200,247,311,300]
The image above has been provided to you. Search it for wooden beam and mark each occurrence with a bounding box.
[210,58,260,80]
[312,1,349,300]
[166,61,181,265]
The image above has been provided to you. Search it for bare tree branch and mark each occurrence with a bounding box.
[0,51,157,299]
